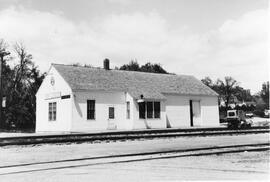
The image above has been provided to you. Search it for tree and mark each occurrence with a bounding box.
[260,81,269,109]
[140,62,168,74]
[119,60,140,71]
[2,42,45,130]
[0,39,12,128]
[215,77,239,110]
[234,86,252,102]
[202,76,240,110]
[201,77,213,88]
[119,60,168,74]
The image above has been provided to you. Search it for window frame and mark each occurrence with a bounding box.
[48,102,57,121]
[139,102,146,119]
[108,106,115,119]
[139,101,161,119]
[154,102,160,119]
[126,101,130,119]
[147,102,153,118]
[87,100,95,120]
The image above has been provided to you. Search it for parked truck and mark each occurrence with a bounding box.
[226,110,252,129]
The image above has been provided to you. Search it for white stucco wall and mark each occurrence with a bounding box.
[71,91,168,131]
[200,96,220,126]
[165,94,219,128]
[36,66,73,132]
[36,66,219,132]
[71,91,132,131]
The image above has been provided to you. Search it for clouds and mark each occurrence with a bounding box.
[218,9,267,44]
[0,6,268,93]
[207,9,268,91]
[107,0,132,5]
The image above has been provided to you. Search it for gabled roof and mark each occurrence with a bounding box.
[52,64,218,99]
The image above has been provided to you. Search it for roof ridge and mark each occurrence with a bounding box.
[52,63,102,70]
[52,63,194,77]
[51,63,218,97]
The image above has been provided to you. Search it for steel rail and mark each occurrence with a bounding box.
[0,127,269,146]
[0,143,269,175]
[0,142,268,169]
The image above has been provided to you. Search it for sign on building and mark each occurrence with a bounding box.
[2,96,6,108]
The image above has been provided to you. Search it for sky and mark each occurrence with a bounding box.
[0,0,268,94]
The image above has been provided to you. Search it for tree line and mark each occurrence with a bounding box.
[0,40,45,131]
[201,76,269,117]
[0,40,269,131]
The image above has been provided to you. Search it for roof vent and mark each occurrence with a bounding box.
[103,58,110,70]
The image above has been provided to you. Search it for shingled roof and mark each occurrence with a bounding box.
[52,64,218,100]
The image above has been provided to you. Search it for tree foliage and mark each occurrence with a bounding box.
[1,40,45,130]
[201,76,252,110]
[215,76,238,109]
[260,81,269,109]
[119,60,168,74]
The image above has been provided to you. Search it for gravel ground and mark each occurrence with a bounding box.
[0,133,269,181]
[0,133,269,165]
[0,151,269,181]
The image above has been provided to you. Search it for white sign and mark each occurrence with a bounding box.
[2,97,6,108]
[45,92,61,100]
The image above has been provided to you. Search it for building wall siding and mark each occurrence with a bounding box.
[36,66,72,132]
[36,66,219,132]
[71,91,131,131]
[165,94,219,127]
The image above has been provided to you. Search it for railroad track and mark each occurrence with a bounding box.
[0,126,269,146]
[0,143,269,175]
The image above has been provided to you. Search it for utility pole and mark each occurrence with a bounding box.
[0,51,10,129]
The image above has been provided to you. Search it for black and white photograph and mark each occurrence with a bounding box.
[0,0,269,181]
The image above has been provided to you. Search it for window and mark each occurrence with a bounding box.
[228,111,236,117]
[48,102,56,121]
[139,102,146,119]
[147,102,153,118]
[109,107,115,119]
[139,101,160,119]
[126,102,130,119]
[154,102,160,118]
[87,100,95,120]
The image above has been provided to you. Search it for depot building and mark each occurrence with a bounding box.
[35,59,219,132]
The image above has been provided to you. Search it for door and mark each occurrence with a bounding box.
[107,106,117,130]
[192,101,202,126]
[190,100,202,127]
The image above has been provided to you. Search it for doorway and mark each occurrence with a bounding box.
[189,100,202,127]
[107,106,117,130]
